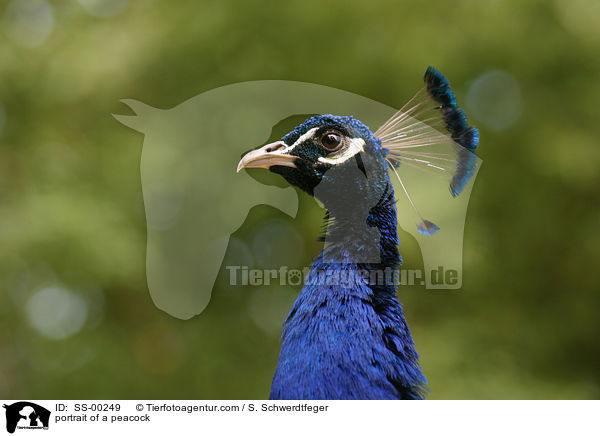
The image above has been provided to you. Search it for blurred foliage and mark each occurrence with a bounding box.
[0,0,599,399]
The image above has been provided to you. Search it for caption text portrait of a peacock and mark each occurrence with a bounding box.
[236,67,480,400]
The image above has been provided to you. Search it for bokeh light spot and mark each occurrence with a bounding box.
[466,70,522,132]
[3,0,54,48]
[247,286,297,337]
[555,0,600,43]
[26,286,88,340]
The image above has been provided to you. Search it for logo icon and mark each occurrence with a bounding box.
[3,402,50,434]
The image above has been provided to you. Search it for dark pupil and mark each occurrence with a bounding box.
[322,133,341,150]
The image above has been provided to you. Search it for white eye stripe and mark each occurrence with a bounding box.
[282,127,319,153]
[283,128,364,165]
[318,138,365,165]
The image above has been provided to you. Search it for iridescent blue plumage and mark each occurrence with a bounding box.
[424,66,479,197]
[424,66,458,108]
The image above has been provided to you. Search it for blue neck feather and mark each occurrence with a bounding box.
[270,186,427,400]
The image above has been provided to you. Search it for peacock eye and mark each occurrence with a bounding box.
[320,132,342,151]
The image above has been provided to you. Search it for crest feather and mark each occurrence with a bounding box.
[377,67,480,235]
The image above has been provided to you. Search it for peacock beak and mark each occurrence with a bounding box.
[237,141,298,173]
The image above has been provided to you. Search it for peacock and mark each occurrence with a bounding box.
[237,67,479,400]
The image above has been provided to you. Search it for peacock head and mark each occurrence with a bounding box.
[237,115,391,212]
[237,67,480,236]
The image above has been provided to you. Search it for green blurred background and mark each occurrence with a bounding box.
[1,0,599,399]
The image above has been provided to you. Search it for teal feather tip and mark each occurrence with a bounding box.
[417,220,440,236]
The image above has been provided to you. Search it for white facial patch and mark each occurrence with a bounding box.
[318,137,365,165]
[283,127,319,154]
